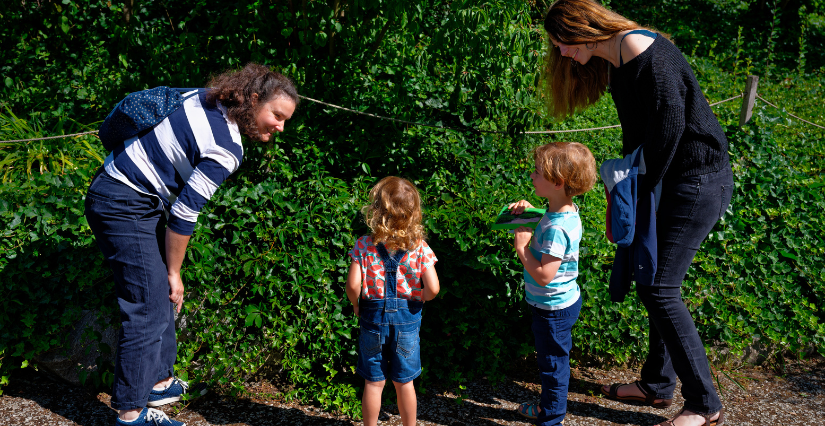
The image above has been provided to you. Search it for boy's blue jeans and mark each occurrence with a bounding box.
[531,296,581,426]
[84,171,177,410]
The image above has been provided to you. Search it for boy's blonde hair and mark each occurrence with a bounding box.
[533,142,597,197]
[362,176,426,252]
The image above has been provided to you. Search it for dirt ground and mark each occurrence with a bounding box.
[1,357,823,426]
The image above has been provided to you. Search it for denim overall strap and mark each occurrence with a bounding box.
[376,243,407,313]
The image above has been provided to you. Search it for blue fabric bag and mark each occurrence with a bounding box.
[603,151,641,247]
[98,87,203,152]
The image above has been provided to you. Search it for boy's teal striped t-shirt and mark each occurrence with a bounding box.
[523,209,582,310]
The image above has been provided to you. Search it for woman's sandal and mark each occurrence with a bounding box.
[600,381,673,408]
[658,407,725,426]
[517,403,539,420]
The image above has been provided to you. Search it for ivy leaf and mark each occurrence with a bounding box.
[244,305,262,327]
[779,250,798,261]
[314,32,328,46]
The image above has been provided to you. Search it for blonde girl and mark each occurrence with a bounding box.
[345,176,440,426]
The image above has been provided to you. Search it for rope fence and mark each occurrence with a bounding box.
[755,93,825,130]
[0,80,821,144]
[0,130,99,144]
[709,93,743,107]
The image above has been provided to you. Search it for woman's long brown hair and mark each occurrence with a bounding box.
[540,0,659,119]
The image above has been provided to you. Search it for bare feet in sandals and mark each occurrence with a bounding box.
[600,382,671,408]
[656,407,725,426]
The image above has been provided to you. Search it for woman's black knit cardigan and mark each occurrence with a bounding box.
[610,35,730,193]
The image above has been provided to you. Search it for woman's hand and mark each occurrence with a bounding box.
[508,200,535,215]
[165,228,191,314]
[513,226,534,254]
[169,272,184,314]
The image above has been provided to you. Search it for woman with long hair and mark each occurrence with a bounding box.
[85,63,298,426]
[540,1,732,425]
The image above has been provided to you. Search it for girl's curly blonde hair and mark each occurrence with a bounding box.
[361,176,426,252]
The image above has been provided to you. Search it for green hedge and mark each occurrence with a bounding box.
[2,0,824,418]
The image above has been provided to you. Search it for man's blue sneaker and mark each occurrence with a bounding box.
[115,407,185,426]
[147,377,207,407]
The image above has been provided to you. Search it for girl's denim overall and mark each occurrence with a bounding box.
[356,244,423,384]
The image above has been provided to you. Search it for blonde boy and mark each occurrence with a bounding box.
[509,142,596,426]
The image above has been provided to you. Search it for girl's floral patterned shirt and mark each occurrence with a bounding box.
[348,235,438,301]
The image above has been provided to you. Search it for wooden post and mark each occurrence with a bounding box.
[739,75,759,127]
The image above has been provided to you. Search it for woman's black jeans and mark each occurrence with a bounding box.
[636,166,733,415]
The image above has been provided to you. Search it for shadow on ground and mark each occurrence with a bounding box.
[406,374,667,426]
[0,368,116,426]
[1,368,355,426]
[6,358,825,425]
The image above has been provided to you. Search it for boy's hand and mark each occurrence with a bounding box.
[513,226,533,253]
[508,200,535,215]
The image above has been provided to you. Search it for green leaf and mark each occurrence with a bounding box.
[779,250,798,261]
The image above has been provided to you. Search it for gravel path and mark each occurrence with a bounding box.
[1,357,823,426]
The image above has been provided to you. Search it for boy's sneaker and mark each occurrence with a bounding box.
[147,377,207,407]
[115,407,185,426]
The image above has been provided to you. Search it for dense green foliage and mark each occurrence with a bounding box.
[1,0,824,417]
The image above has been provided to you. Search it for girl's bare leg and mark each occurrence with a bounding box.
[362,380,385,426]
[393,380,417,426]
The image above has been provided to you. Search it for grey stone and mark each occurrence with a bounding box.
[34,309,196,386]
[33,309,119,386]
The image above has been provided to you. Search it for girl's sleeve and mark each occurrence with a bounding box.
[348,236,366,263]
[419,241,438,271]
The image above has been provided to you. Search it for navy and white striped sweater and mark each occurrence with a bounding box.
[103,91,243,236]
